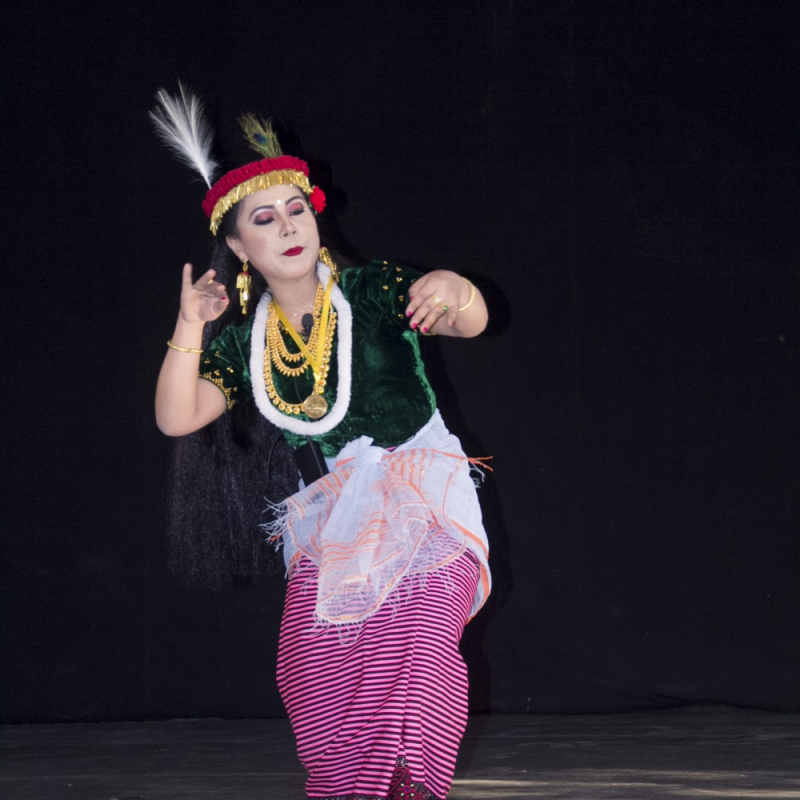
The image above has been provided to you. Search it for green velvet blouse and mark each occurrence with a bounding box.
[199,261,437,456]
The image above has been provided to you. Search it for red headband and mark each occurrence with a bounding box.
[203,155,326,233]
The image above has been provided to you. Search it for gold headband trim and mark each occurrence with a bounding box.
[209,169,313,233]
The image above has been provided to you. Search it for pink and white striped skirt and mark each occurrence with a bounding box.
[276,552,479,800]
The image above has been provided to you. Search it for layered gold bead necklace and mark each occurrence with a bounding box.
[263,277,337,419]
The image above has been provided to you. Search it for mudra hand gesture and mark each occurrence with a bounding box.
[405,269,483,337]
[179,263,230,324]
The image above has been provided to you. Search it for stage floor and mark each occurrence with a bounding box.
[1,705,798,799]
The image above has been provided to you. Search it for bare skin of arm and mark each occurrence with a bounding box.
[155,263,230,436]
[404,270,488,337]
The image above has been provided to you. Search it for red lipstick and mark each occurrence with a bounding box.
[283,247,303,257]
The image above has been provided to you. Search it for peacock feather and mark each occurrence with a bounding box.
[238,113,284,159]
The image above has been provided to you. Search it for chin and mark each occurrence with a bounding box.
[284,255,319,283]
[295,252,319,276]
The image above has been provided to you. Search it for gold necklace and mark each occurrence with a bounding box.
[263,278,336,418]
[266,283,324,376]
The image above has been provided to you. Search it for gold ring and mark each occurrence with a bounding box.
[431,294,442,304]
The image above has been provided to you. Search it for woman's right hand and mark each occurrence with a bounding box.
[178,263,230,324]
[156,263,230,436]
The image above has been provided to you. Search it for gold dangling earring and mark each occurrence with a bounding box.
[318,246,339,283]
[236,261,252,315]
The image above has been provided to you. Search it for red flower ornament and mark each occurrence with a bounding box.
[309,186,326,213]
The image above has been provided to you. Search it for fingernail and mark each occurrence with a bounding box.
[449,320,455,326]
[422,326,428,333]
[406,309,413,316]
[410,322,417,329]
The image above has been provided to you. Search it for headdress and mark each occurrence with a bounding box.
[150,84,326,234]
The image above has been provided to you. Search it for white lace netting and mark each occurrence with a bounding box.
[263,411,491,628]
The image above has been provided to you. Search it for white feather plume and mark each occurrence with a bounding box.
[149,83,218,187]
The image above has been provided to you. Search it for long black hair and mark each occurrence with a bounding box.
[165,205,294,588]
[164,191,360,588]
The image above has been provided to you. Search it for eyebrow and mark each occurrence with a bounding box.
[248,195,305,219]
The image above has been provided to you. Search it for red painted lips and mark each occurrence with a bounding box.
[283,247,304,256]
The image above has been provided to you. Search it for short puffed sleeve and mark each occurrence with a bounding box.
[198,318,255,409]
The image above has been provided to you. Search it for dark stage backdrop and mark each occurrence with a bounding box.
[2,1,799,723]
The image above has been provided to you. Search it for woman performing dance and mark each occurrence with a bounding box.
[152,86,491,800]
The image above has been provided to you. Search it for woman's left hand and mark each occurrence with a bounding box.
[405,269,487,337]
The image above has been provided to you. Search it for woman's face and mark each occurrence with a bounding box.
[226,184,320,284]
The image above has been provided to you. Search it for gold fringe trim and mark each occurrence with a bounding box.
[210,170,312,233]
[199,373,236,410]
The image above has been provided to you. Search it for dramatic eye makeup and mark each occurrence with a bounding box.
[248,195,306,225]
[252,210,276,225]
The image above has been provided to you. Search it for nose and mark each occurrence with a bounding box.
[281,214,297,237]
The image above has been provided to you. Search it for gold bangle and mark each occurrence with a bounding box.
[458,278,476,312]
[167,340,203,354]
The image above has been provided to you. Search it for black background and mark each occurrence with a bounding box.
[2,0,799,723]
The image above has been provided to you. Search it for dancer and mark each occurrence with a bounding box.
[152,85,491,800]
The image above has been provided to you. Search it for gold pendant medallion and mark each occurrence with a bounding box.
[302,394,329,419]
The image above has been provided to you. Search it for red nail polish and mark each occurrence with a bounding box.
[422,326,428,333]
[406,309,413,316]
[410,322,417,329]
